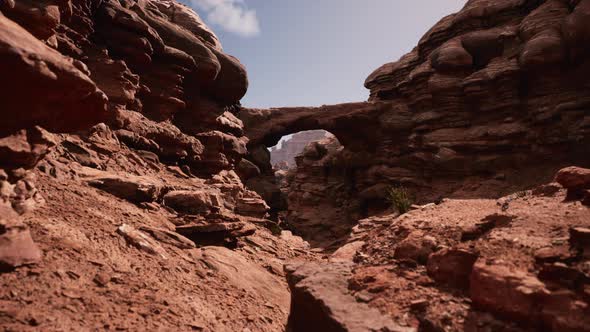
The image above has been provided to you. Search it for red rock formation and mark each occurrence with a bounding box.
[242,3,590,328]
[1,0,250,177]
[288,168,590,331]
[0,1,311,330]
[242,0,590,246]
[283,136,358,247]
[2,0,590,331]
[0,12,107,136]
[285,261,412,332]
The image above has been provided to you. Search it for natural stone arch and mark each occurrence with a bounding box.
[239,101,391,151]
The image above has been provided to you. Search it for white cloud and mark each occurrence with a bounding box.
[190,0,260,37]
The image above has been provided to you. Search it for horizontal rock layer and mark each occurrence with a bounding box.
[242,0,590,245]
[1,0,249,177]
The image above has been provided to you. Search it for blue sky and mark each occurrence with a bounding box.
[182,1,466,108]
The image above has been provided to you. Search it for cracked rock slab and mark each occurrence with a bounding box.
[285,261,415,332]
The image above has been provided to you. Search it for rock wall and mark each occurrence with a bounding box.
[283,136,360,247]
[243,0,590,246]
[0,0,259,229]
[0,1,315,330]
[1,0,250,178]
[279,1,590,329]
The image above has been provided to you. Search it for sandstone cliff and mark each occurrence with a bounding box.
[1,0,590,331]
[0,1,311,330]
[242,0,590,246]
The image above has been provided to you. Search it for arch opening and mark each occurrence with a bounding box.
[268,130,339,170]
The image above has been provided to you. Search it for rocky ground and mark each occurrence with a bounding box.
[0,127,315,332]
[1,0,590,331]
[287,167,590,331]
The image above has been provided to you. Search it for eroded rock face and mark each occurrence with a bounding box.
[1,0,249,179]
[2,0,590,331]
[242,0,590,246]
[0,3,301,330]
[0,12,107,136]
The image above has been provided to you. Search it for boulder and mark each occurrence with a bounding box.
[285,261,414,332]
[394,231,437,264]
[555,167,590,190]
[0,126,57,171]
[236,159,261,181]
[117,224,167,259]
[470,261,550,322]
[330,241,365,263]
[88,174,162,203]
[216,111,244,137]
[235,194,270,218]
[534,245,574,264]
[430,39,473,71]
[202,50,248,104]
[0,206,42,271]
[427,248,479,288]
[163,190,223,215]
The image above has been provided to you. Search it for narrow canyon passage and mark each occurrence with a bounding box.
[1,0,590,331]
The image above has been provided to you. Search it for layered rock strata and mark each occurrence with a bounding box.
[242,0,590,245]
[0,1,310,330]
[0,0,256,254]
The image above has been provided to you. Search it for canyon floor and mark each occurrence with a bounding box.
[2,0,590,331]
[1,127,590,331]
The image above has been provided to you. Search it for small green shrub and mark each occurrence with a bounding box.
[387,185,413,214]
[268,222,283,236]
